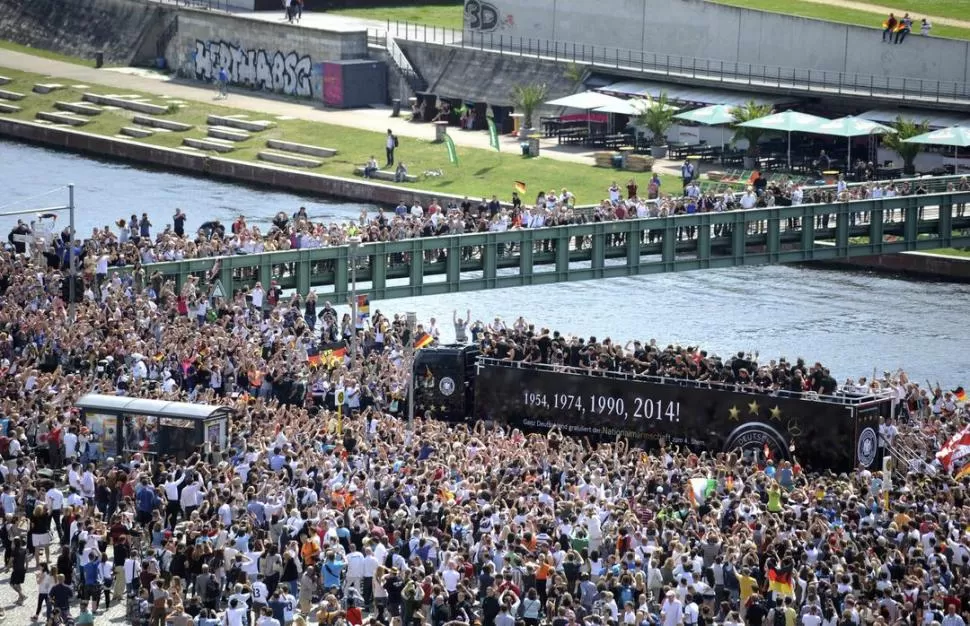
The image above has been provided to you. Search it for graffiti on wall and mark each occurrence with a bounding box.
[464,0,514,32]
[193,40,313,97]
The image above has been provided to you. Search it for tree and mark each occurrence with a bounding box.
[511,83,548,131]
[881,117,929,175]
[730,101,775,157]
[634,91,677,147]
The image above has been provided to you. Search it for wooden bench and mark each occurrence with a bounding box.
[353,166,417,183]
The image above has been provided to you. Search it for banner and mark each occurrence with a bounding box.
[443,134,459,165]
[515,181,527,195]
[356,294,370,320]
[937,425,970,478]
[308,341,348,367]
[472,364,889,471]
[487,118,500,151]
[414,332,434,349]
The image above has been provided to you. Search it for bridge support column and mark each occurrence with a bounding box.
[409,240,425,293]
[868,206,884,254]
[766,210,780,263]
[482,236,497,288]
[904,201,919,250]
[295,253,311,295]
[626,221,641,273]
[662,219,676,270]
[519,235,534,281]
[334,253,348,301]
[371,246,387,298]
[219,262,235,299]
[555,233,569,279]
[259,261,272,291]
[938,195,953,247]
[446,237,461,290]
[801,207,816,259]
[591,225,605,275]
[836,207,850,257]
[731,213,746,262]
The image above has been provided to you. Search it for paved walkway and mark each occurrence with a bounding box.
[1,48,668,170]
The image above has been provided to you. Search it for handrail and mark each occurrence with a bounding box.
[384,19,970,105]
[476,357,895,406]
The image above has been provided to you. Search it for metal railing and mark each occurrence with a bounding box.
[383,19,970,105]
[144,0,233,11]
[385,32,427,93]
[477,357,896,406]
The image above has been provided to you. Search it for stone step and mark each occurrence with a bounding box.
[182,137,235,153]
[207,126,251,142]
[257,150,323,169]
[54,101,102,116]
[0,89,26,101]
[207,114,274,132]
[353,166,417,183]
[33,83,65,94]
[0,103,21,114]
[82,93,168,115]
[266,139,337,158]
[121,126,154,138]
[0,76,9,85]
[132,115,192,132]
[36,111,88,126]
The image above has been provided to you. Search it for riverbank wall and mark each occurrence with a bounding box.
[811,251,970,283]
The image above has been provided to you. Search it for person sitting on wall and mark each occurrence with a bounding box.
[432,101,451,123]
[363,156,379,178]
[461,108,477,130]
[394,162,410,183]
[411,100,426,122]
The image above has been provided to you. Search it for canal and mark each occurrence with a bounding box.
[2,139,968,386]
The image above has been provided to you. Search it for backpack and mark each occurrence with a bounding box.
[393,135,399,148]
[773,608,786,626]
[206,575,221,599]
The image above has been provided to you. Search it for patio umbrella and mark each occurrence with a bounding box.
[812,116,896,172]
[546,91,627,135]
[903,126,970,172]
[594,97,678,116]
[673,104,736,150]
[738,111,830,169]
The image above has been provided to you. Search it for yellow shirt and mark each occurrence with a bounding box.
[738,574,758,603]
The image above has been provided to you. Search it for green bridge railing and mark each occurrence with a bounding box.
[138,191,970,301]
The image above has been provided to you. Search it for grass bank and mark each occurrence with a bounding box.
[0,40,96,68]
[708,0,970,40]
[327,3,464,30]
[0,67,673,204]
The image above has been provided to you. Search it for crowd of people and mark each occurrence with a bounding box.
[8,173,964,279]
[0,194,968,626]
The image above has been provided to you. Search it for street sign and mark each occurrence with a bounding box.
[210,279,226,300]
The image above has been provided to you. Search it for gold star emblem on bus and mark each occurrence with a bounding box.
[728,405,740,421]
[747,400,760,415]
[769,405,782,421]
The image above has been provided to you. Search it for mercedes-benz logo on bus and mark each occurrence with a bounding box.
[857,427,878,467]
[439,376,456,397]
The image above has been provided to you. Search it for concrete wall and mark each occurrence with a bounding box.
[400,40,577,106]
[464,0,970,85]
[0,0,175,66]
[163,11,369,99]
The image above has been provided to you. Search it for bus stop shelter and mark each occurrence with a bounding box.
[75,394,232,462]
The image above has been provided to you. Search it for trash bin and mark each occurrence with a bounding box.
[95,52,104,69]
[527,135,540,158]
[391,98,401,118]
[520,141,530,156]
[612,153,624,168]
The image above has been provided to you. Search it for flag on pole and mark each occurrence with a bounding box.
[687,477,717,507]
[954,386,967,402]
[514,181,527,195]
[414,332,434,349]
[767,566,795,597]
[356,294,370,320]
[443,133,458,165]
[487,117,500,151]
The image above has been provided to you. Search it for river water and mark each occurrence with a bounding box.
[3,139,969,387]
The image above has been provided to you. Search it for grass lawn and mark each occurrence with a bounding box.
[925,247,970,258]
[0,40,97,68]
[0,67,674,204]
[709,0,970,40]
[327,3,464,30]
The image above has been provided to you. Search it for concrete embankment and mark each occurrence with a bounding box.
[0,117,471,208]
[812,251,970,282]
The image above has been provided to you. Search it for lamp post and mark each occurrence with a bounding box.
[0,184,76,317]
[348,236,361,359]
[405,311,416,445]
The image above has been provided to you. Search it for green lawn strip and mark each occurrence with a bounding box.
[0,40,97,68]
[326,4,464,30]
[708,0,970,40]
[0,67,676,204]
[924,247,970,258]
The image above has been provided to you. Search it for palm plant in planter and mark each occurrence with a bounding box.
[881,117,929,175]
[635,91,676,158]
[511,82,548,136]
[730,101,774,169]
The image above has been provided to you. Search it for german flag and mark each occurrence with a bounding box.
[307,346,322,367]
[514,181,527,195]
[953,386,967,402]
[414,332,434,349]
[767,567,794,597]
[356,294,370,318]
[318,341,348,366]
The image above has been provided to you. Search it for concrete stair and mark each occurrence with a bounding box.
[266,139,337,158]
[82,93,168,115]
[207,126,251,142]
[121,126,154,138]
[0,89,26,101]
[0,103,21,114]
[132,115,192,132]
[54,101,102,116]
[182,137,235,153]
[36,111,89,126]
[33,83,65,94]
[0,76,10,86]
[257,150,323,168]
[207,114,274,132]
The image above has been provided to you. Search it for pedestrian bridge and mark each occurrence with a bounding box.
[146,191,970,301]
